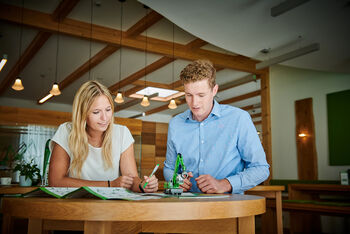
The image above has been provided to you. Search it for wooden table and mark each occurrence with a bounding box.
[2,194,265,234]
[245,185,285,234]
[0,185,37,195]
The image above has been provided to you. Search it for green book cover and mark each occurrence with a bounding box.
[63,187,162,200]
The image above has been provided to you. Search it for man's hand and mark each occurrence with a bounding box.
[195,174,232,194]
[179,172,193,192]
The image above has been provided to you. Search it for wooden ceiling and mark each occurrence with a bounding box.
[0,0,268,123]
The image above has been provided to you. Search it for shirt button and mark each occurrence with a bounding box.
[200,123,203,126]
[200,159,203,162]
[201,140,204,144]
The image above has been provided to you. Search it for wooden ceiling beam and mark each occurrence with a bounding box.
[0,0,80,96]
[124,86,144,97]
[145,98,187,116]
[113,38,208,94]
[250,113,262,119]
[131,80,171,89]
[109,57,174,93]
[37,3,163,103]
[241,103,261,111]
[0,31,51,95]
[37,45,120,103]
[219,74,259,92]
[52,0,80,22]
[143,89,261,116]
[126,10,163,37]
[220,90,261,105]
[0,3,261,74]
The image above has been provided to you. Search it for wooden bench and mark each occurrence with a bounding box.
[245,185,285,234]
[287,183,350,233]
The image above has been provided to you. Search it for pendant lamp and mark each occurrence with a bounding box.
[114,0,125,103]
[12,0,24,91]
[168,22,177,109]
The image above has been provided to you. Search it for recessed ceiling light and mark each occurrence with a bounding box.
[136,87,179,98]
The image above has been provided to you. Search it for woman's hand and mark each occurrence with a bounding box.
[141,175,158,193]
[111,175,134,189]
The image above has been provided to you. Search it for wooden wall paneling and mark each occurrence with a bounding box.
[140,144,155,177]
[142,121,156,134]
[155,134,167,157]
[295,98,318,180]
[115,117,142,136]
[0,106,142,135]
[260,70,272,184]
[155,122,168,134]
[141,122,156,177]
[0,106,71,127]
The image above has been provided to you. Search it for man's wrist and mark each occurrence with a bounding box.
[222,178,232,193]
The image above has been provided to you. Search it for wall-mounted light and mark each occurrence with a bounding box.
[0,54,8,71]
[39,93,54,104]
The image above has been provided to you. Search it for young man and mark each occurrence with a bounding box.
[164,60,269,194]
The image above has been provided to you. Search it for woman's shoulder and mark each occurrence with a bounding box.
[112,123,129,131]
[58,122,72,132]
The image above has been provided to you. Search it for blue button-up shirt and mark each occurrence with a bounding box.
[164,100,270,193]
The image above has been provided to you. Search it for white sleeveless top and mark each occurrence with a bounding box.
[51,122,134,180]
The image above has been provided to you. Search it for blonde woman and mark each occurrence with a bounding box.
[49,80,158,192]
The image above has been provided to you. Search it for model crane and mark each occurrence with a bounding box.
[164,153,188,195]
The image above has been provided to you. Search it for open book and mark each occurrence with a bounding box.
[22,187,162,200]
[23,187,231,200]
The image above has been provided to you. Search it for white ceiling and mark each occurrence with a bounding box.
[141,0,350,73]
[1,0,348,120]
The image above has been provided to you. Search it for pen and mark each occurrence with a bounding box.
[143,164,159,189]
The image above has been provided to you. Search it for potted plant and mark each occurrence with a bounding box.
[14,159,41,186]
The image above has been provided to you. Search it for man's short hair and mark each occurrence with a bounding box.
[180,60,216,88]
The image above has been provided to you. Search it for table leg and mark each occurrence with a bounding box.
[238,216,254,234]
[28,218,43,234]
[84,221,112,234]
[1,214,12,234]
[142,219,237,233]
[275,191,283,234]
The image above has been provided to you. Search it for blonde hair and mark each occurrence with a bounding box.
[180,60,216,88]
[69,80,114,178]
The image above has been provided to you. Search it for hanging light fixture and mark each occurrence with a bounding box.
[115,0,125,104]
[168,22,177,109]
[140,5,150,107]
[50,17,61,96]
[0,54,8,72]
[50,82,61,96]
[141,96,150,107]
[12,77,24,91]
[12,0,24,91]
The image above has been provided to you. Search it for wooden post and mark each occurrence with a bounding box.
[260,69,272,183]
[295,98,318,180]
